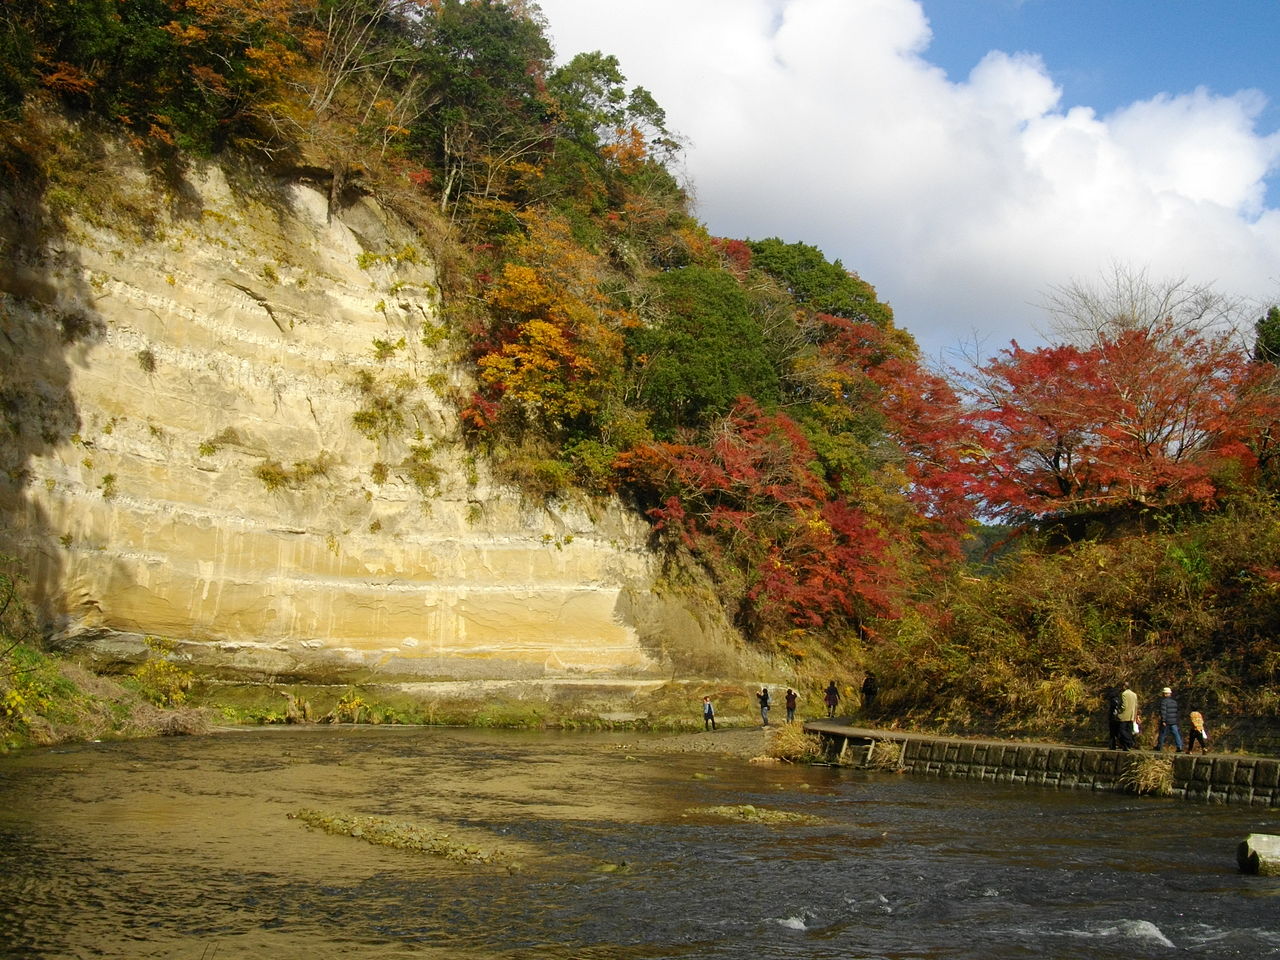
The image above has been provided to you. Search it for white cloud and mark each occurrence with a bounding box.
[534,0,1280,360]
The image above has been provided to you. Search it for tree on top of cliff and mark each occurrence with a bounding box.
[2,0,317,150]
[748,237,896,330]
[628,266,781,438]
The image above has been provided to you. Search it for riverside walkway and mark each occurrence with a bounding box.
[802,719,1280,807]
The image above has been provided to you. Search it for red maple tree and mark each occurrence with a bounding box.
[965,322,1276,523]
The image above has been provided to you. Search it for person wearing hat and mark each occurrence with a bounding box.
[1154,685,1184,753]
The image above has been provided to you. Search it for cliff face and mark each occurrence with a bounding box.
[0,138,754,689]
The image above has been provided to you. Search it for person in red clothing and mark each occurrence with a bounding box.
[824,680,840,718]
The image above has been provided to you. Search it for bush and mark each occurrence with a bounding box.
[866,739,902,769]
[1120,754,1173,796]
[132,636,194,707]
[766,722,826,762]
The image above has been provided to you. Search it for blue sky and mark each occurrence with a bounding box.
[535,0,1280,359]
[921,1,1280,208]
[922,1,1280,140]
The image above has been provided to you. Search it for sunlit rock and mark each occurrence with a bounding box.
[1237,833,1280,876]
[0,144,756,690]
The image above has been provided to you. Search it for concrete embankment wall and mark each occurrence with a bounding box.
[806,723,1280,807]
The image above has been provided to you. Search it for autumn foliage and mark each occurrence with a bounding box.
[7,0,1280,734]
[965,322,1277,524]
[620,401,903,632]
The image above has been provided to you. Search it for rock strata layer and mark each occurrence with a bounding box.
[0,146,750,687]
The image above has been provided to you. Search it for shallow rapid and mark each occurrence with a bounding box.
[1,726,1278,959]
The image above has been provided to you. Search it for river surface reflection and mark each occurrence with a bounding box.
[1,726,1279,959]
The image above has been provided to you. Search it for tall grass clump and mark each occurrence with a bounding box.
[766,722,826,762]
[1120,754,1174,796]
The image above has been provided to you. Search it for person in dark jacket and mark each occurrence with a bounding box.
[702,696,716,731]
[784,688,798,723]
[1154,686,1184,752]
[861,672,878,711]
[756,686,771,726]
[1104,685,1123,749]
[824,681,840,718]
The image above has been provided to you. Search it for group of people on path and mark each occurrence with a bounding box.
[1107,682,1211,753]
[701,674,878,730]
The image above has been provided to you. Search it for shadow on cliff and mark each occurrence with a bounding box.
[0,126,106,638]
[0,113,385,656]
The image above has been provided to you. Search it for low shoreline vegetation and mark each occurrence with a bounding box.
[4,626,1279,756]
[0,640,773,752]
[0,642,212,752]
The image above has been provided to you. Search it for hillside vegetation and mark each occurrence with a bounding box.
[2,0,1279,747]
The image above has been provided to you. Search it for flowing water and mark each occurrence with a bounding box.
[1,726,1278,960]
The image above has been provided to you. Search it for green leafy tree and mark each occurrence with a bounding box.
[409,0,554,219]
[630,266,780,437]
[1255,305,1280,365]
[547,50,674,159]
[748,237,895,328]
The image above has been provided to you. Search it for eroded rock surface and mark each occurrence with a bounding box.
[0,146,752,689]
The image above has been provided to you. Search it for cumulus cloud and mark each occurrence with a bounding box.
[534,0,1280,359]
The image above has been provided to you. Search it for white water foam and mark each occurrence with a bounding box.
[774,915,808,930]
[844,893,894,914]
[1073,919,1176,949]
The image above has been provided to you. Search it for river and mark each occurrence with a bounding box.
[1,725,1278,959]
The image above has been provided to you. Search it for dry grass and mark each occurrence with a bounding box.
[765,722,826,762]
[1120,754,1174,796]
[123,702,212,737]
[866,739,903,770]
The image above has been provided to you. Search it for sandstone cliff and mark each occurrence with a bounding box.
[0,134,768,699]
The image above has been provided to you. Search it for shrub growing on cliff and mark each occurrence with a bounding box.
[253,453,333,491]
[132,636,193,708]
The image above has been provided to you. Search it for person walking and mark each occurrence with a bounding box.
[1105,685,1124,749]
[824,680,840,718]
[1187,709,1211,753]
[1154,686,1184,752]
[784,688,798,723]
[1116,683,1138,750]
[756,686,771,727]
[702,695,716,731]
[861,672,878,712]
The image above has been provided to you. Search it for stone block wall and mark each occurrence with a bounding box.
[818,728,1280,807]
[898,736,1280,805]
